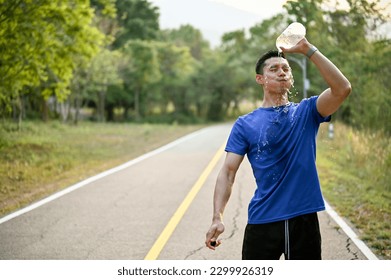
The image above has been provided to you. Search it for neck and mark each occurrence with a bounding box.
[261,92,289,108]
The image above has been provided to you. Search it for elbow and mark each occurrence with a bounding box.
[335,80,352,100]
[344,81,352,97]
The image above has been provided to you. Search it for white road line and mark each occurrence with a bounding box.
[325,200,378,260]
[0,127,209,225]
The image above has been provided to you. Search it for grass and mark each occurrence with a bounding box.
[317,122,391,259]
[0,120,204,217]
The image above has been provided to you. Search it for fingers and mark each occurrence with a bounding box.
[206,239,222,250]
[205,223,224,250]
[205,231,218,250]
[280,38,310,55]
[205,235,222,250]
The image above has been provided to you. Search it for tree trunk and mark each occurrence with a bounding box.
[74,90,81,125]
[97,89,106,122]
[134,89,140,120]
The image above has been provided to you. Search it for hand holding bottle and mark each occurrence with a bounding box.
[276,22,306,52]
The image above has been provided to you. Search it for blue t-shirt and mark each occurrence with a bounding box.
[226,96,330,224]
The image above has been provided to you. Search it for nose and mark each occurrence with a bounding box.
[277,68,286,76]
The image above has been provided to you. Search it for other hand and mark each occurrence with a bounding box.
[205,221,225,250]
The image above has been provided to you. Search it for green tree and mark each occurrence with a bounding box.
[186,50,237,121]
[160,24,210,60]
[0,0,113,123]
[121,40,161,119]
[154,42,196,120]
[220,29,256,116]
[112,0,160,49]
[86,49,122,122]
[283,0,391,133]
[326,0,390,132]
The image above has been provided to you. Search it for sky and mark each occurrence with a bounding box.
[148,0,287,47]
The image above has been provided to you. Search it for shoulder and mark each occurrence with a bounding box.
[235,108,264,125]
[295,96,320,112]
[298,96,331,123]
[299,95,318,106]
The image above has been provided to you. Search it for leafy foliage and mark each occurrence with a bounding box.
[0,0,390,132]
[0,0,109,118]
[112,0,159,48]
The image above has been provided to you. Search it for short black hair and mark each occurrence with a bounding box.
[255,50,285,74]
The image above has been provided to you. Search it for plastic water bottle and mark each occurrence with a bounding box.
[276,22,306,52]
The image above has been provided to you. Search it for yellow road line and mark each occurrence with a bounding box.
[144,143,226,260]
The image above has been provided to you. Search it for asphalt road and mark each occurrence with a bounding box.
[0,123,376,260]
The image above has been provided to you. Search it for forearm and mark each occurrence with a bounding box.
[282,39,352,116]
[282,39,351,98]
[212,169,235,222]
[309,48,351,97]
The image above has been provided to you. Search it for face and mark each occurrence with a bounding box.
[256,57,293,93]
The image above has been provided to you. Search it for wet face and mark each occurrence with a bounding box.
[256,57,293,94]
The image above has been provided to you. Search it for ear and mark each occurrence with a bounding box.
[255,74,264,85]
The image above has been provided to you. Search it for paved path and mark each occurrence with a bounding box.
[0,123,376,260]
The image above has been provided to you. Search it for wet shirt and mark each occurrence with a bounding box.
[226,96,330,224]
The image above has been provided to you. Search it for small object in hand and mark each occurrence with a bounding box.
[210,241,216,247]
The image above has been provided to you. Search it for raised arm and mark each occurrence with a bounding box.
[282,38,352,117]
[205,152,244,250]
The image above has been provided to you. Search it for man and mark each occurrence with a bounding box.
[205,38,351,260]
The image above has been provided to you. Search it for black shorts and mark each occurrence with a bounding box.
[242,212,321,260]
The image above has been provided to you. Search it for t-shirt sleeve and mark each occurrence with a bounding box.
[309,96,331,124]
[225,118,248,156]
